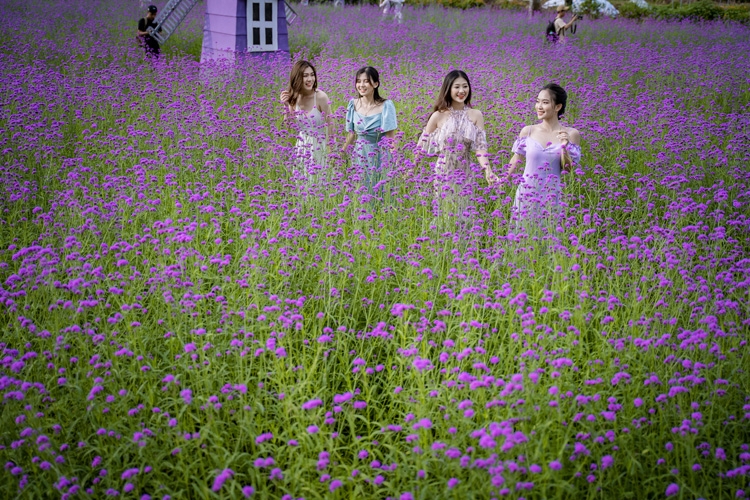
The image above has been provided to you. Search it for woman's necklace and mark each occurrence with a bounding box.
[358,98,377,116]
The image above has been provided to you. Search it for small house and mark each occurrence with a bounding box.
[201,0,289,63]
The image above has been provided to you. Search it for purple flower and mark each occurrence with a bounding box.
[665,483,679,497]
[255,433,273,444]
[269,468,283,481]
[211,469,234,492]
[302,398,323,410]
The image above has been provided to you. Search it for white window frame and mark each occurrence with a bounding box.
[247,0,277,52]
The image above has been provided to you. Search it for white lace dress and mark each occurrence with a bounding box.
[293,91,328,183]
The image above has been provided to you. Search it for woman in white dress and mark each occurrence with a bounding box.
[280,60,333,184]
[417,70,499,219]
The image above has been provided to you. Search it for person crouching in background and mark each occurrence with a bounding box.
[137,5,162,58]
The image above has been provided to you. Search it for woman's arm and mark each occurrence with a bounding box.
[342,100,356,152]
[380,100,399,152]
[342,132,356,151]
[279,90,296,122]
[505,125,532,182]
[558,128,581,173]
[507,153,524,178]
[318,91,335,139]
[415,111,442,161]
[474,112,499,184]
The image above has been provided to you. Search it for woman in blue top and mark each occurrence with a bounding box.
[342,67,398,196]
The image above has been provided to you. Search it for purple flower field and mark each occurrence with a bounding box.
[1,0,750,497]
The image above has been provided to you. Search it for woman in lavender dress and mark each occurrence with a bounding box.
[506,83,581,228]
[418,70,499,219]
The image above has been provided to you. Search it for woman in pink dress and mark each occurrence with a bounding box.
[418,70,499,219]
[505,83,581,228]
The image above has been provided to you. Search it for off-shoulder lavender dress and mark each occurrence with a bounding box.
[419,109,488,217]
[511,135,581,226]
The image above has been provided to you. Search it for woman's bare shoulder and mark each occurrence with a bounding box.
[428,109,449,126]
[566,126,581,143]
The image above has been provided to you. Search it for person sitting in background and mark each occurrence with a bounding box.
[137,5,161,57]
[554,6,579,43]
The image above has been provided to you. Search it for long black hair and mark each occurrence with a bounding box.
[433,70,472,112]
[354,66,385,104]
[541,82,567,118]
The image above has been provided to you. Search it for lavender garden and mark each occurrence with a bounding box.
[1,0,750,497]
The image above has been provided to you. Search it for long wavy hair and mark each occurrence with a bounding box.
[433,70,472,112]
[286,60,317,109]
[354,67,385,104]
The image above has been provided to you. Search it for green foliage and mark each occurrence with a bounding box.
[411,0,486,8]
[651,0,723,21]
[578,0,604,18]
[617,2,650,20]
[722,4,750,22]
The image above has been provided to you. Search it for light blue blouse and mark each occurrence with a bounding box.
[346,99,398,144]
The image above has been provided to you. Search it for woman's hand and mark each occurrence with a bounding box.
[280,91,291,104]
[412,148,424,165]
[485,168,500,185]
[558,131,573,173]
[557,130,570,145]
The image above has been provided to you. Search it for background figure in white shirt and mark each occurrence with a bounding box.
[380,0,404,24]
[333,0,345,8]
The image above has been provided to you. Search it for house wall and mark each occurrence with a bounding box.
[201,0,244,63]
[276,0,289,53]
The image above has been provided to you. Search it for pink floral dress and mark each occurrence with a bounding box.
[419,109,488,217]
